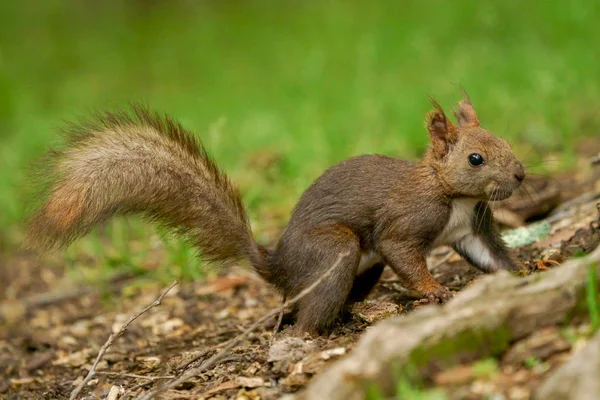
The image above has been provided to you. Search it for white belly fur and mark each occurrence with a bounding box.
[432,198,479,247]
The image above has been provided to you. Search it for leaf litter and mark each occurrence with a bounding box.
[0,152,599,400]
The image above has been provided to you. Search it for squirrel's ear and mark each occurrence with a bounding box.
[425,99,457,158]
[454,99,480,128]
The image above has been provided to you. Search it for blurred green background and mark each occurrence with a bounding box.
[1,0,599,279]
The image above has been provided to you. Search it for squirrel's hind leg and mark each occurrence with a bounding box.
[290,227,361,335]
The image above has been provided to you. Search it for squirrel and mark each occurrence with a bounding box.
[25,97,525,335]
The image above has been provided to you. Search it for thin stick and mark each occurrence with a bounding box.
[177,348,212,371]
[135,252,349,400]
[69,280,178,400]
[271,295,286,342]
[428,249,455,271]
[124,380,158,398]
[109,373,177,399]
[95,372,176,380]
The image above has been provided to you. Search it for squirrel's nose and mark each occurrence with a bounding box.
[514,163,525,183]
[515,172,525,183]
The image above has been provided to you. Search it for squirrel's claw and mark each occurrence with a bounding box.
[415,285,453,306]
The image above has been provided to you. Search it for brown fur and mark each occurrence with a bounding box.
[26,97,525,335]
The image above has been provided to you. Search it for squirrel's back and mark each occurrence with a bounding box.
[26,104,268,274]
[285,154,423,231]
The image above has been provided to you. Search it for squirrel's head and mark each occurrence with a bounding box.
[424,96,525,201]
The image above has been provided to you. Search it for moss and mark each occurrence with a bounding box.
[407,325,512,370]
[360,328,510,398]
[360,261,600,397]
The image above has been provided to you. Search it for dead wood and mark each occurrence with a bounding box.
[533,329,600,400]
[294,246,600,400]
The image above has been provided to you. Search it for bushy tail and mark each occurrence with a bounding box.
[25,104,270,275]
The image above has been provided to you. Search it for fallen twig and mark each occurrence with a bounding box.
[95,372,176,380]
[135,252,349,400]
[112,372,177,399]
[271,295,286,342]
[69,280,178,400]
[177,348,212,371]
[429,249,455,271]
[546,190,600,223]
[125,381,156,398]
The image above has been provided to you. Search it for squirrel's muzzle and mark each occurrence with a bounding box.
[513,162,526,185]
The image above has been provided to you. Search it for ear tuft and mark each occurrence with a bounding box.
[425,109,449,141]
[424,98,457,158]
[454,97,480,128]
[425,97,456,140]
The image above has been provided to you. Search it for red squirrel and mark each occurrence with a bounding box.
[26,97,525,334]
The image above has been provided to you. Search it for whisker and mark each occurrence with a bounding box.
[521,181,540,205]
[522,172,551,177]
[479,185,496,234]
[477,201,486,234]
[491,185,501,229]
[524,160,561,168]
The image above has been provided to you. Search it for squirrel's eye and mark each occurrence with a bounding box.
[468,153,484,167]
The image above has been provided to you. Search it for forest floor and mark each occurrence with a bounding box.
[1,147,599,400]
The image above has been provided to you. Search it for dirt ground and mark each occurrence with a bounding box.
[1,149,599,400]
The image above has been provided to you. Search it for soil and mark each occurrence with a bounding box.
[1,155,599,400]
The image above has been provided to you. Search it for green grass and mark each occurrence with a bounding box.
[365,363,449,400]
[366,382,448,400]
[586,264,600,333]
[472,358,500,378]
[1,0,599,278]
[523,356,542,369]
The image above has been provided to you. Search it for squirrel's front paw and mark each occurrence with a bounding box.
[415,286,452,306]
